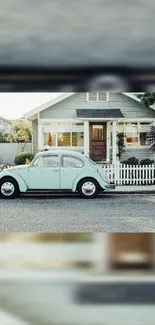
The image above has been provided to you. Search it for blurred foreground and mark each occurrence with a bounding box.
[0,233,155,324]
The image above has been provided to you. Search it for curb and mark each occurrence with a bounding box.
[105,190,155,195]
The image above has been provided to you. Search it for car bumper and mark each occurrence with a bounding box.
[105,182,116,190]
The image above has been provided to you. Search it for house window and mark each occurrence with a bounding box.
[125,133,139,146]
[140,133,148,146]
[92,125,104,140]
[58,132,71,146]
[86,92,108,101]
[72,132,84,146]
[43,122,84,148]
[44,132,56,146]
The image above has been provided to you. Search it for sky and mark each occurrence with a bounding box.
[0,93,61,120]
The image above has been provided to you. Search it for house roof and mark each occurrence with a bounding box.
[77,109,124,119]
[24,92,145,120]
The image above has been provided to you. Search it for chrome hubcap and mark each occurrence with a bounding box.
[82,181,96,196]
[1,182,15,196]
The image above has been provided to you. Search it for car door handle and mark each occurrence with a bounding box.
[53,169,59,172]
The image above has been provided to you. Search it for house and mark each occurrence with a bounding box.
[0,116,11,134]
[24,93,155,164]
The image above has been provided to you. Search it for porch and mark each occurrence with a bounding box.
[38,116,155,165]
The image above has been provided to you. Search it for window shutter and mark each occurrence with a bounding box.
[98,92,107,101]
[87,93,98,101]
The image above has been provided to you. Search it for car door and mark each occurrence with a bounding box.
[27,155,60,190]
[60,154,85,190]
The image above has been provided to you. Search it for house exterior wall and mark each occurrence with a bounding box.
[31,93,155,161]
[121,147,155,162]
[0,118,11,134]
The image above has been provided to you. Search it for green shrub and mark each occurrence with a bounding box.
[15,152,35,165]
[121,157,139,165]
[140,158,154,166]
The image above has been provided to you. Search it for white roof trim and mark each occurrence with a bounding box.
[122,93,143,102]
[24,92,147,120]
[24,93,75,119]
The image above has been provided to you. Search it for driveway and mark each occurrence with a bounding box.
[0,193,155,232]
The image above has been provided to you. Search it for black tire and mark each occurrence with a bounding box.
[78,178,99,199]
[0,177,19,199]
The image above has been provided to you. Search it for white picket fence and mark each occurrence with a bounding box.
[102,163,155,185]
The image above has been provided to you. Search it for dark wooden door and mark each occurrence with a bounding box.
[89,122,107,162]
[108,234,153,270]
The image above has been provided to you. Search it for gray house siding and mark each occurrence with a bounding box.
[121,148,155,162]
[40,93,155,120]
[32,119,38,154]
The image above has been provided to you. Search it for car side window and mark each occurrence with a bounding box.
[33,156,59,168]
[62,156,84,168]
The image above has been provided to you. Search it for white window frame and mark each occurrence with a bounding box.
[86,92,109,102]
[43,122,84,149]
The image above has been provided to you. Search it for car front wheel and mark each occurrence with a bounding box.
[0,178,19,199]
[78,178,99,199]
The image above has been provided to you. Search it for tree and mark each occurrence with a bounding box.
[117,133,125,160]
[137,93,155,107]
[8,120,33,151]
[0,132,10,143]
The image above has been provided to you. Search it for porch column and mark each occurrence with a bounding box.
[92,233,109,273]
[106,121,111,163]
[38,113,44,151]
[84,120,90,157]
[112,121,117,164]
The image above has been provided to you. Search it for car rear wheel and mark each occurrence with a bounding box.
[78,178,99,199]
[0,178,19,199]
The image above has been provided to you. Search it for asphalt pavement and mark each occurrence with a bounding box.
[0,193,155,231]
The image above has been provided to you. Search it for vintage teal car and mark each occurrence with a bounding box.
[0,150,115,199]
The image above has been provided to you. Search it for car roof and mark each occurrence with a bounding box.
[35,150,85,158]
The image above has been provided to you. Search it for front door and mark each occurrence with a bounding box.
[27,154,60,190]
[89,122,106,162]
[108,234,153,270]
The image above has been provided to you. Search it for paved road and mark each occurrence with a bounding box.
[0,193,155,232]
[1,0,155,67]
[0,277,155,325]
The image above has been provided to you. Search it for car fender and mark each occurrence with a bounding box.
[72,171,107,192]
[0,171,28,192]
